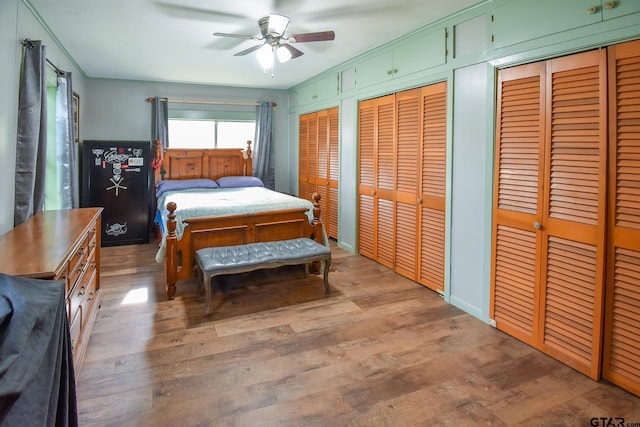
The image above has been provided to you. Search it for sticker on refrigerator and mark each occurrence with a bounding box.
[105,222,128,237]
[129,157,144,167]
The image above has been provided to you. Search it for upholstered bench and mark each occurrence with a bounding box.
[195,238,331,314]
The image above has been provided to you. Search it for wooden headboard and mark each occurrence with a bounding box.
[153,140,253,185]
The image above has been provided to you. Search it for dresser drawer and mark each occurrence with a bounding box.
[68,252,96,325]
[66,233,90,294]
[87,225,98,256]
[81,271,99,332]
[69,308,82,360]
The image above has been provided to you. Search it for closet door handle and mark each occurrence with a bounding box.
[533,221,542,230]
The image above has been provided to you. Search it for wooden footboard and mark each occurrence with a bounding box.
[164,193,325,299]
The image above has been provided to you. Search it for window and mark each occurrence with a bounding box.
[168,119,255,149]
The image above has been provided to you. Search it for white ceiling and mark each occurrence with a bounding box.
[27,0,481,90]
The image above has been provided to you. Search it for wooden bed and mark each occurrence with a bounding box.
[152,141,325,300]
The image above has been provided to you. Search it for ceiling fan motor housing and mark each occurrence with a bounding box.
[214,13,334,59]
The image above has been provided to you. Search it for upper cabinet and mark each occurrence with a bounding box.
[295,73,339,107]
[354,28,447,89]
[491,0,640,49]
[601,0,640,19]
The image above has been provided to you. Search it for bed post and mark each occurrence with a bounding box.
[166,201,178,299]
[311,193,325,273]
[311,192,325,245]
[152,139,165,183]
[243,140,253,176]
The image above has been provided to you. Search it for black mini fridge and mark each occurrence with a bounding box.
[81,140,152,246]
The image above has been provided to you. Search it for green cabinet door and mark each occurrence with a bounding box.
[355,28,447,90]
[355,51,393,89]
[491,0,601,49]
[392,28,447,77]
[295,73,338,106]
[602,0,640,20]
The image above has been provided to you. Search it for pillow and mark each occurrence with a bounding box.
[216,176,265,188]
[156,179,218,198]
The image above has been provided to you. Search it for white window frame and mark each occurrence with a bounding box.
[168,107,256,149]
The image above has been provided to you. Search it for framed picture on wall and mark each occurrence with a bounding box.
[73,91,80,142]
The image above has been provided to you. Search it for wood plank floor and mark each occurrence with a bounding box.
[76,240,640,426]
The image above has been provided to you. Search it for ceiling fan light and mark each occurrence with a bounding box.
[268,14,289,35]
[257,44,274,69]
[277,45,292,63]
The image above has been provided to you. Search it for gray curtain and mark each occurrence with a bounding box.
[55,71,78,209]
[14,40,47,226]
[254,101,274,190]
[151,96,168,151]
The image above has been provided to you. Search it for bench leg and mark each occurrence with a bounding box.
[196,267,203,295]
[204,272,213,315]
[322,257,331,294]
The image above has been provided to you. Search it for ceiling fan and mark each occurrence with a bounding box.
[213,14,335,67]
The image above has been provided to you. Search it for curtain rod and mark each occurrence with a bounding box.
[20,38,64,74]
[145,97,277,108]
[46,58,63,74]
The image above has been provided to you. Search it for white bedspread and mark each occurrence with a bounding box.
[154,187,314,263]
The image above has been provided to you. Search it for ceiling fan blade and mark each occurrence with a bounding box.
[289,31,335,43]
[267,14,290,35]
[280,44,304,59]
[156,2,249,21]
[213,32,260,40]
[233,44,264,56]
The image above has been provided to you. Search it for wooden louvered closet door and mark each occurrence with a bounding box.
[394,88,421,280]
[299,108,339,239]
[358,94,396,268]
[358,100,376,260]
[419,82,447,293]
[316,107,340,239]
[491,62,545,346]
[358,83,447,291]
[603,39,640,396]
[317,110,330,232]
[541,50,607,379]
[299,112,316,203]
[327,108,339,240]
[491,49,607,379]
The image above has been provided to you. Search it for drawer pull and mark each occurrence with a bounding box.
[78,286,86,297]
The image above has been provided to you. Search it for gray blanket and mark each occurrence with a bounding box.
[0,273,78,426]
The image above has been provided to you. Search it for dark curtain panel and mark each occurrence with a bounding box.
[14,40,47,226]
[56,71,78,209]
[151,97,168,151]
[254,101,274,190]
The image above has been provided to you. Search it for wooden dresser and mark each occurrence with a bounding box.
[0,208,103,374]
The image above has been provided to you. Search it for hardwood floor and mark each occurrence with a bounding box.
[76,240,640,426]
